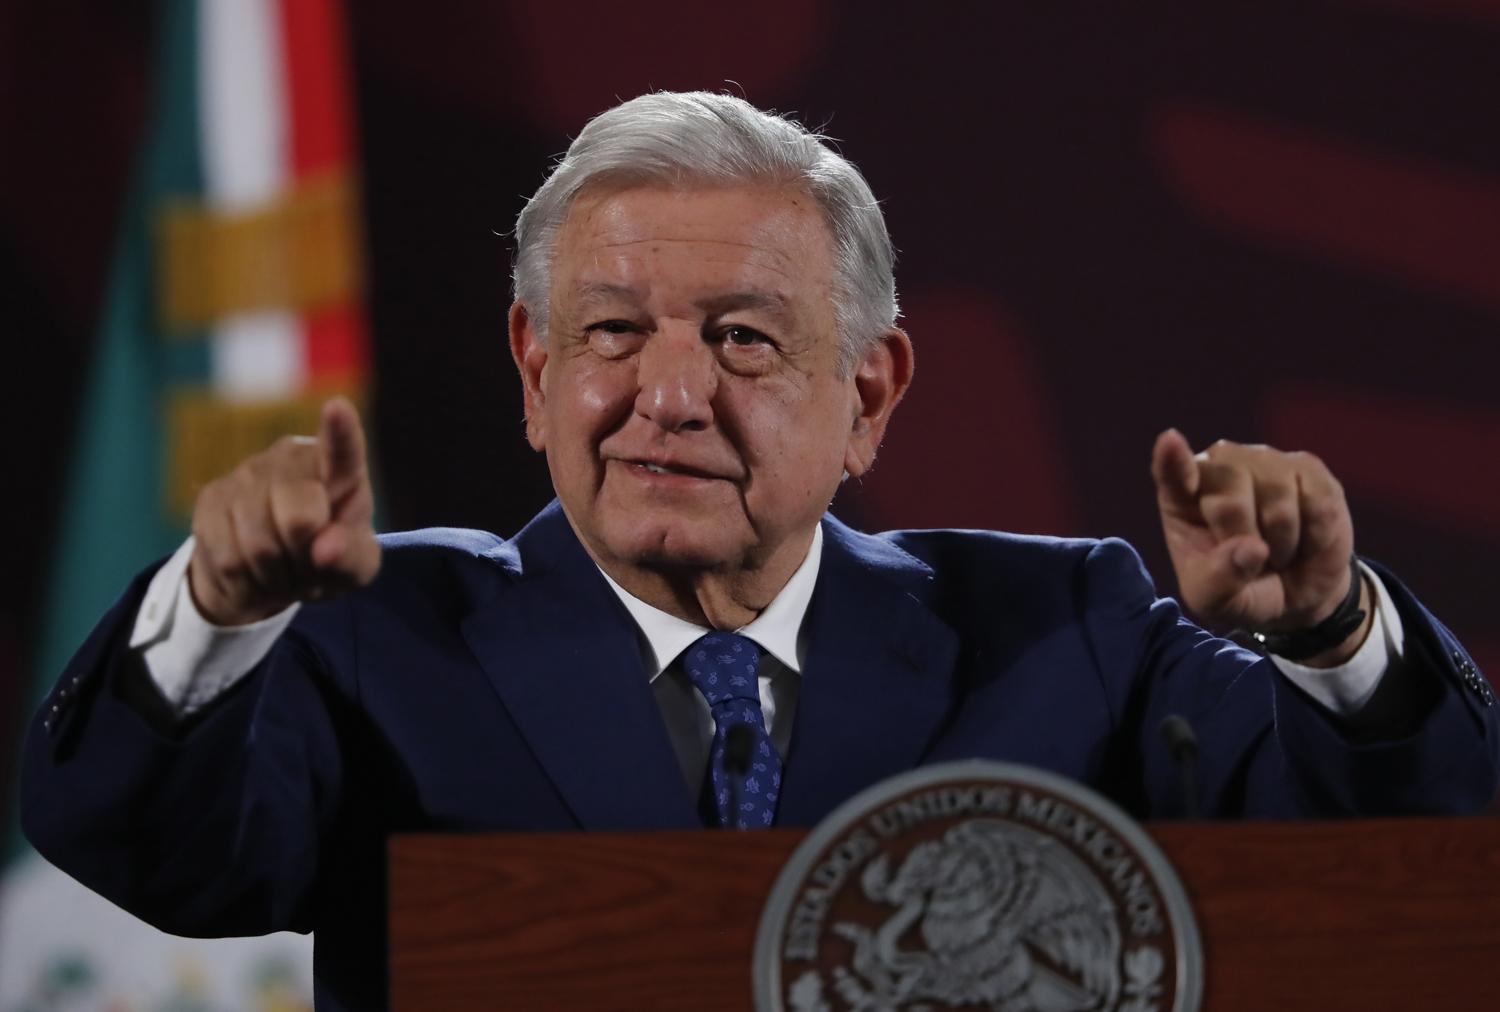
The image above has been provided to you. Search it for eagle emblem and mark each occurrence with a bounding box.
[829,820,1121,1012]
[756,762,1199,1012]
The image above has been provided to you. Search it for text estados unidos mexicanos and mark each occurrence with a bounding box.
[783,786,1164,961]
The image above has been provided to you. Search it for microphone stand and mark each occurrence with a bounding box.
[1158,714,1200,819]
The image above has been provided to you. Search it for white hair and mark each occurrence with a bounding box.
[512,91,897,376]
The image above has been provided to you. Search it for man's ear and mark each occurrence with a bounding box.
[509,300,549,451]
[844,327,914,479]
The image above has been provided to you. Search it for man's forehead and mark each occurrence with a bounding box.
[557,184,832,269]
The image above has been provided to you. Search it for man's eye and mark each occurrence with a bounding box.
[590,320,635,335]
[725,326,771,347]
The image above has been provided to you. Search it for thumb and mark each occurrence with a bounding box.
[309,522,382,587]
[1151,428,1200,516]
[319,397,369,505]
[1181,533,1274,619]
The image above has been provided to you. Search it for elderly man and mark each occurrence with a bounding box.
[23,93,1499,1012]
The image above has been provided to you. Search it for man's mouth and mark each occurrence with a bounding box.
[621,459,728,482]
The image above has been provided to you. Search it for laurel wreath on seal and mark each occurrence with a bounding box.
[784,819,1168,1012]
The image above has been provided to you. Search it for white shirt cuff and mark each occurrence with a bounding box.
[129,536,299,715]
[1270,562,1404,716]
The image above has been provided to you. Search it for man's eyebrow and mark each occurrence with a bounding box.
[700,291,794,319]
[573,281,642,306]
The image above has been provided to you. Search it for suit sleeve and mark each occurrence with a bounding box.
[1080,539,1500,818]
[19,560,349,937]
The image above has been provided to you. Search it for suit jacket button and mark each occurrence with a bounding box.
[1463,672,1493,705]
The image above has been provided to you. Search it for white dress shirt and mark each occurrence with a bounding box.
[598,524,821,796]
[128,528,1400,797]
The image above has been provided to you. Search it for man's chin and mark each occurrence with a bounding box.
[593,513,754,571]
[581,482,753,566]
[614,530,747,570]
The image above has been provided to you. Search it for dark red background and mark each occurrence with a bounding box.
[3,0,1498,806]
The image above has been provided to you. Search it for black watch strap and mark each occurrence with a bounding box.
[1252,556,1367,662]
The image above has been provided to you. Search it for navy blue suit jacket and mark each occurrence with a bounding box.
[22,502,1500,1011]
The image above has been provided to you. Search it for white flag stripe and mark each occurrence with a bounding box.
[212,309,307,401]
[198,0,304,397]
[198,0,290,210]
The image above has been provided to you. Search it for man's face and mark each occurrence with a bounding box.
[512,184,883,580]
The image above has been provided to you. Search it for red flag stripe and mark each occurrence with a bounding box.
[278,0,357,178]
[276,0,366,386]
[304,302,368,383]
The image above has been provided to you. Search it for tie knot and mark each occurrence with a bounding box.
[684,632,761,707]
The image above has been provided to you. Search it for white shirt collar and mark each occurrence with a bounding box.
[597,523,823,679]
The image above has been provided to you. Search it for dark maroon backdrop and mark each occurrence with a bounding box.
[3,0,1498,809]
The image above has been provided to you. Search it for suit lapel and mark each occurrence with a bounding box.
[460,505,699,830]
[776,517,961,826]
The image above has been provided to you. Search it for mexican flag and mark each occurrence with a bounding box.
[1,0,368,1006]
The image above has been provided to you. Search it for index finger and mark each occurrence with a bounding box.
[1151,428,1201,516]
[319,397,368,500]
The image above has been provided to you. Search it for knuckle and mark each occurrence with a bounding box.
[1292,450,1337,486]
[281,510,322,540]
[229,503,280,560]
[216,558,252,585]
[193,478,225,515]
[1200,494,1246,530]
[240,531,283,570]
[1257,473,1297,503]
[1195,461,1232,491]
[1211,462,1251,493]
[277,493,330,540]
[261,437,319,475]
[233,458,262,488]
[1302,494,1343,528]
[1291,449,1325,470]
[1260,502,1298,532]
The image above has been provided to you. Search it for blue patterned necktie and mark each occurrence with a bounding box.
[683,632,783,829]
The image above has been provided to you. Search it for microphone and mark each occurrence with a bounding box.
[1157,714,1200,820]
[723,724,756,830]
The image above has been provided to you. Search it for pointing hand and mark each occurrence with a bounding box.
[1151,429,1371,667]
[188,398,381,625]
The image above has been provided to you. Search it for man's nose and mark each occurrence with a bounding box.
[634,322,716,433]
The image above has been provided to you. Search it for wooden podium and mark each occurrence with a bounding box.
[390,818,1500,1011]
